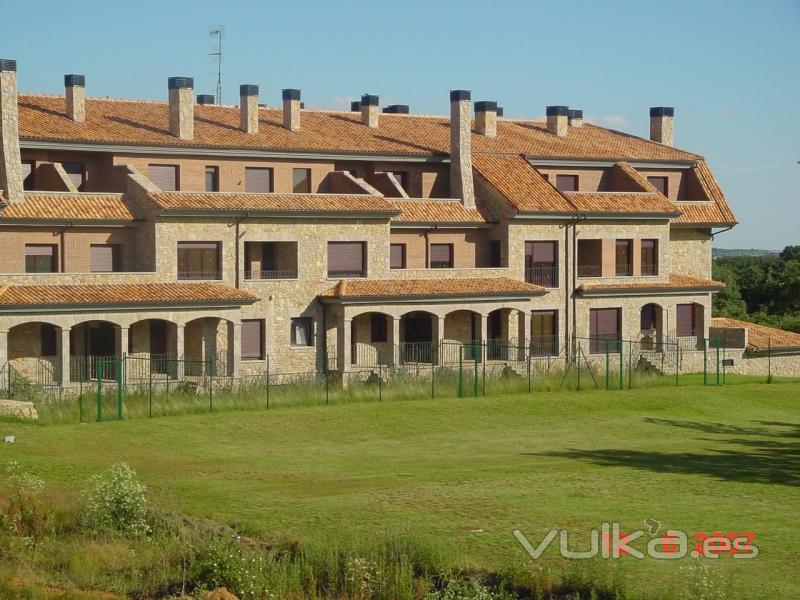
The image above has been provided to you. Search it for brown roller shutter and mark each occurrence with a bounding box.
[676,304,695,337]
[148,164,178,191]
[90,244,119,273]
[245,167,272,193]
[590,308,621,353]
[25,244,55,256]
[241,320,264,359]
[390,243,405,269]
[328,242,365,276]
[429,243,453,267]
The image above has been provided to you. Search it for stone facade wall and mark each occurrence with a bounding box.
[670,228,712,279]
[389,228,495,269]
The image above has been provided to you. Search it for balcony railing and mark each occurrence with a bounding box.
[577,265,602,278]
[178,271,222,281]
[641,263,659,276]
[589,334,623,354]
[244,269,298,280]
[615,263,633,277]
[430,262,453,269]
[525,266,559,288]
[328,269,366,278]
[530,335,559,357]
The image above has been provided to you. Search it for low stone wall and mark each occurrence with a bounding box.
[0,399,38,420]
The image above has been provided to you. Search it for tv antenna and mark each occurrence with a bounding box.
[210,26,224,103]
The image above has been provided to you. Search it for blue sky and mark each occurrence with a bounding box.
[3,0,798,248]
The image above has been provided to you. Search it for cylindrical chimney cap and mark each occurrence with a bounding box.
[650,106,674,117]
[282,88,301,101]
[240,84,259,97]
[360,94,379,107]
[383,104,409,114]
[496,106,504,117]
[546,105,569,116]
[196,94,215,104]
[474,101,497,112]
[450,90,471,102]
[64,74,85,87]
[0,59,17,72]
[350,101,361,112]
[568,109,583,119]
[168,77,194,90]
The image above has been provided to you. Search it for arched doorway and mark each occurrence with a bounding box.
[399,311,436,364]
[640,303,663,350]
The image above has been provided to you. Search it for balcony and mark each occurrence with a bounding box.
[177,270,221,281]
[530,335,559,357]
[641,263,659,276]
[577,265,602,278]
[244,269,298,280]
[615,263,633,277]
[328,269,366,278]
[245,241,299,282]
[525,266,559,288]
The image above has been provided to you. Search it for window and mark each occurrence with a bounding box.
[371,313,388,343]
[392,171,409,193]
[647,176,669,196]
[615,239,633,276]
[531,310,558,356]
[22,160,35,190]
[62,161,85,191]
[590,308,621,354]
[524,241,558,287]
[390,243,406,269]
[245,167,272,193]
[90,244,121,273]
[676,304,696,337]
[177,242,221,280]
[25,244,57,273]
[40,324,57,357]
[555,174,578,192]
[641,239,658,276]
[205,166,219,192]
[489,240,502,268]
[148,164,178,191]
[429,243,453,269]
[328,241,366,278]
[241,319,265,360]
[292,168,311,193]
[244,241,299,279]
[577,239,602,277]
[291,317,314,347]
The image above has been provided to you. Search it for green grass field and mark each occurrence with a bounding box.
[2,382,799,598]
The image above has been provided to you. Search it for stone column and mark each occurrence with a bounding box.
[117,327,129,358]
[519,311,531,360]
[390,316,400,367]
[175,325,185,379]
[478,314,488,363]
[435,316,445,366]
[228,321,241,378]
[338,318,352,373]
[59,327,71,385]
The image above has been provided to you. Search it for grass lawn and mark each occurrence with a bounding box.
[2,382,799,598]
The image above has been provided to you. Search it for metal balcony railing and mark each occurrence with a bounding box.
[525,266,559,288]
[244,269,298,280]
[178,271,222,281]
[577,265,602,278]
[328,269,366,278]
[530,335,560,357]
[615,263,633,277]
[641,263,659,276]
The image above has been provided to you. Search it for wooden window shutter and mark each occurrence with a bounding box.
[328,242,364,275]
[148,164,178,191]
[245,168,272,193]
[90,244,117,273]
[241,320,264,359]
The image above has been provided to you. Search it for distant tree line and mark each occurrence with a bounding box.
[713,245,800,333]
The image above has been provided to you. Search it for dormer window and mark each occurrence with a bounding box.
[647,176,668,196]
[556,174,578,192]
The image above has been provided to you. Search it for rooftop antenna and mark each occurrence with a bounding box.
[209,26,223,103]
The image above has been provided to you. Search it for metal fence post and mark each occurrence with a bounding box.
[675,341,679,387]
[209,374,213,413]
[473,346,479,397]
[605,341,610,391]
[527,351,532,393]
[482,341,486,396]
[378,351,383,402]
[148,368,153,418]
[266,354,270,409]
[703,338,708,386]
[96,363,103,423]
[458,346,464,398]
[577,343,581,391]
[715,339,720,386]
[768,336,772,383]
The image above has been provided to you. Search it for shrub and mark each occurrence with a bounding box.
[1,460,49,541]
[425,578,513,600]
[82,462,151,539]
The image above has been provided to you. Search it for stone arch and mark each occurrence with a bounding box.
[6,321,64,384]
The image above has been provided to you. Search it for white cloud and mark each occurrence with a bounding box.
[593,115,630,129]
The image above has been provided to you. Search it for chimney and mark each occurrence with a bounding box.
[546,105,569,137]
[449,89,475,208]
[383,104,409,114]
[168,77,194,140]
[282,89,301,132]
[360,94,379,128]
[496,106,504,117]
[0,59,23,204]
[239,84,259,134]
[474,100,497,137]
[196,94,215,105]
[64,74,85,123]
[350,100,361,112]
[650,107,674,146]
[568,109,583,128]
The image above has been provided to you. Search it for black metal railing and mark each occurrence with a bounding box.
[530,335,560,357]
[525,266,559,288]
[327,270,366,278]
[177,271,222,280]
[640,264,659,276]
[577,265,602,278]
[244,269,298,280]
[615,263,633,277]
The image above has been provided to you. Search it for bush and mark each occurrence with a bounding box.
[425,578,513,600]
[1,460,50,541]
[82,462,151,539]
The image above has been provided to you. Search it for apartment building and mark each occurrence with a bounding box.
[1,57,755,387]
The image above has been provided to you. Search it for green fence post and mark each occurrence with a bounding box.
[148,368,153,418]
[675,341,679,387]
[325,371,329,405]
[628,340,633,389]
[431,361,435,399]
[715,339,720,386]
[618,341,623,391]
[473,346,479,398]
[482,341,486,396]
[605,341,610,391]
[209,374,213,413]
[458,346,464,398]
[117,359,123,421]
[527,351,532,393]
[767,336,772,383]
[577,343,581,391]
[79,378,83,423]
[703,338,708,386]
[266,355,270,409]
[96,363,103,423]
[378,351,383,402]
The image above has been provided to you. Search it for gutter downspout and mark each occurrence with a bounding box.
[710,225,735,240]
[234,213,249,289]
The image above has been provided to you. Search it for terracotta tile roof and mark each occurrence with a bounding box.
[565,192,680,216]
[578,273,725,295]
[473,154,575,213]
[0,282,256,307]
[18,94,701,162]
[672,162,737,226]
[388,199,494,224]
[148,192,398,215]
[710,317,800,352]
[320,276,546,299]
[0,192,139,222]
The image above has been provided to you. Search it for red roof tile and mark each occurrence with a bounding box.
[389,199,494,224]
[148,192,398,215]
[710,317,800,352]
[0,192,139,222]
[578,273,725,295]
[320,276,546,299]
